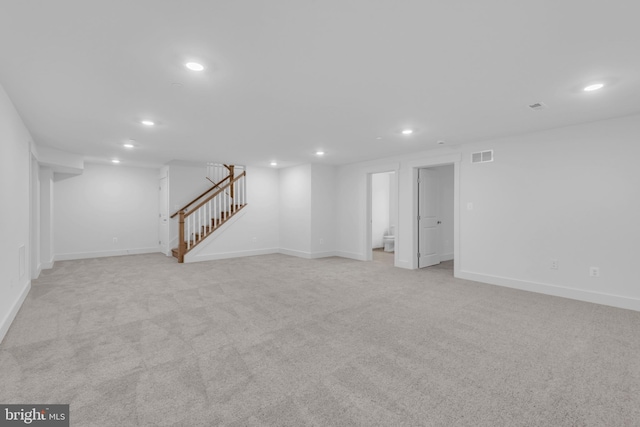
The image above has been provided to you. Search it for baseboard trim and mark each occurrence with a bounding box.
[0,280,31,344]
[439,252,454,262]
[334,251,367,261]
[278,248,313,259]
[54,247,161,261]
[186,247,279,263]
[32,265,41,280]
[395,259,413,269]
[309,251,338,259]
[41,259,54,270]
[457,270,640,312]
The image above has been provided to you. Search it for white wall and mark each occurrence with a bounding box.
[185,165,280,262]
[389,171,398,235]
[456,115,640,310]
[168,164,210,248]
[310,164,336,256]
[0,83,33,343]
[371,172,391,248]
[54,163,160,260]
[336,114,640,311]
[336,165,368,260]
[39,168,54,268]
[38,145,83,174]
[30,154,40,278]
[279,164,312,256]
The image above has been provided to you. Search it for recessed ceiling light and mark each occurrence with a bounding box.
[584,83,604,92]
[375,137,382,140]
[270,162,277,166]
[185,62,204,71]
[315,151,325,156]
[437,140,445,145]
[111,159,120,164]
[141,120,155,126]
[402,129,413,135]
[123,143,134,148]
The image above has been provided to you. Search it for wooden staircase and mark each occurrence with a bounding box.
[170,204,245,260]
[170,165,247,263]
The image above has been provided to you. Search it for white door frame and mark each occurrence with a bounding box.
[29,151,40,279]
[408,154,461,274]
[364,163,400,264]
[158,172,170,256]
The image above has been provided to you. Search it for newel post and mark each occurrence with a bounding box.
[178,211,186,263]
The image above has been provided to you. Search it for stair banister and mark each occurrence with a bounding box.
[173,171,247,263]
[170,175,230,219]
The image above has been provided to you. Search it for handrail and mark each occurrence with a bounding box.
[170,175,230,218]
[184,171,246,218]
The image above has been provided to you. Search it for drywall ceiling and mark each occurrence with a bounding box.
[1,0,639,168]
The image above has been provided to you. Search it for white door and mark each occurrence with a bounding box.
[158,177,168,253]
[418,168,440,268]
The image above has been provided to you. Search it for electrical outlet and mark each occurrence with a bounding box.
[589,267,600,277]
[550,259,558,270]
[467,202,473,211]
[319,238,324,245]
[252,237,257,243]
[113,237,118,244]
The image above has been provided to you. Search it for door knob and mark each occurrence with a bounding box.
[437,221,441,224]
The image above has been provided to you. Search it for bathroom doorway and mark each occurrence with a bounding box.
[369,170,397,265]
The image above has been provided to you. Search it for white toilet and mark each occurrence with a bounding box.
[383,225,395,252]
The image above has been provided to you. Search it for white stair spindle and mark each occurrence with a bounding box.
[187,217,191,250]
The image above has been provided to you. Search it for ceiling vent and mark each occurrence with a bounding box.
[471,150,493,164]
[528,102,548,111]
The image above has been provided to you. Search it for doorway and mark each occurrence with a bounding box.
[366,169,398,265]
[29,153,40,279]
[158,176,169,255]
[370,171,396,265]
[417,164,454,270]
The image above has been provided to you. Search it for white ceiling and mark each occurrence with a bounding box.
[1,0,639,168]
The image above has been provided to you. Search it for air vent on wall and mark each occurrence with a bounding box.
[471,150,493,163]
[528,102,548,111]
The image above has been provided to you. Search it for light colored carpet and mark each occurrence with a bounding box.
[1,253,639,426]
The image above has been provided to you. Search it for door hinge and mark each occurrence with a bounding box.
[417,253,421,257]
[417,215,420,221]
[158,240,161,245]
[417,178,421,183]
